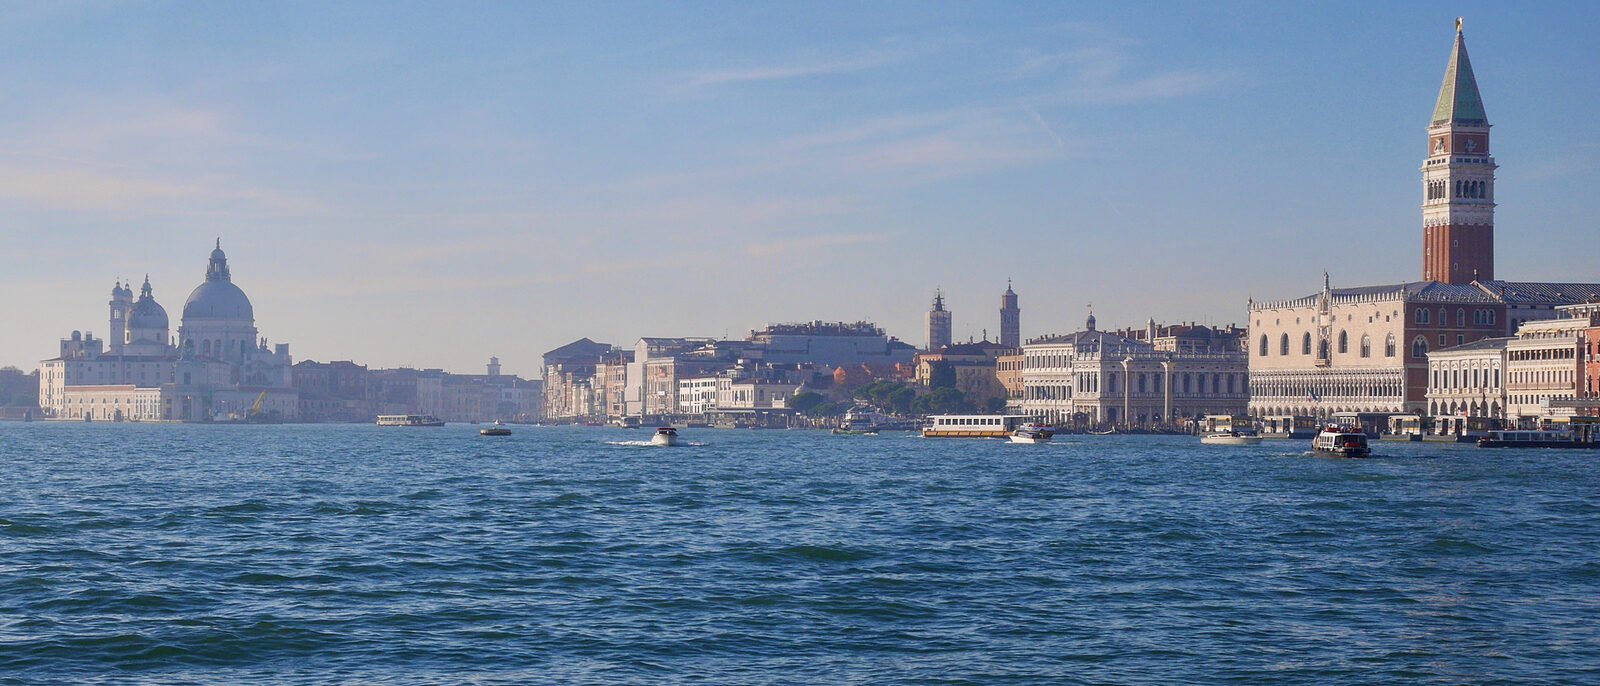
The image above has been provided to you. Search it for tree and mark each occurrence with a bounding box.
[789,391,826,415]
[927,361,957,389]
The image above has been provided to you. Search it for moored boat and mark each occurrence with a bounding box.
[650,427,680,447]
[1200,432,1264,446]
[923,415,1033,439]
[480,420,512,436]
[1477,428,1600,449]
[1312,425,1371,457]
[1009,422,1055,444]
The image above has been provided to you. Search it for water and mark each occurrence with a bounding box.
[2,424,1597,684]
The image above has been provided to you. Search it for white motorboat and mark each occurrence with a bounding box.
[1200,432,1263,446]
[1009,422,1055,444]
[650,427,680,447]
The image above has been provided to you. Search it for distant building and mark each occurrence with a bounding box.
[999,281,1020,349]
[748,321,916,368]
[915,341,1011,406]
[926,291,952,352]
[39,243,298,422]
[1248,24,1600,419]
[1425,336,1510,433]
[1020,312,1248,428]
[541,338,615,421]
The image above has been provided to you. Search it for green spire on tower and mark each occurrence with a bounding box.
[1431,18,1487,126]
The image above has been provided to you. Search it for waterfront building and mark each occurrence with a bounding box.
[541,338,615,421]
[1248,23,1600,419]
[748,321,915,368]
[1425,337,1510,433]
[39,243,298,422]
[996,352,1025,406]
[294,360,370,422]
[1019,312,1248,428]
[915,340,1010,407]
[999,282,1021,349]
[1505,317,1588,424]
[926,291,952,352]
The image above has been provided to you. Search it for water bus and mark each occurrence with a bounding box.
[923,415,1034,439]
[376,414,445,427]
[832,407,884,435]
[1312,425,1371,458]
[1198,415,1263,445]
[1478,418,1600,448]
[1259,415,1318,439]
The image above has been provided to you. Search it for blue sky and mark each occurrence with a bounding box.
[2,1,1597,375]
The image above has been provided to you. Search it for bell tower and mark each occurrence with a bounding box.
[1422,19,1496,284]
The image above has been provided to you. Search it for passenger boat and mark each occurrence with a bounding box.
[1088,428,1116,436]
[1312,425,1371,458]
[479,420,512,436]
[1200,431,1263,446]
[650,427,680,447]
[923,415,1033,439]
[1476,428,1600,449]
[1009,422,1055,444]
[832,408,883,435]
[376,414,445,427]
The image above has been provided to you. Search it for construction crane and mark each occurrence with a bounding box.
[248,391,267,418]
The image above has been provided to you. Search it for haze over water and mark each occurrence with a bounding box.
[3,424,1597,684]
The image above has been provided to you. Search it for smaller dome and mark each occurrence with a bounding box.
[128,297,168,332]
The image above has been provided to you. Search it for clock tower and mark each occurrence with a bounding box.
[1422,19,1495,284]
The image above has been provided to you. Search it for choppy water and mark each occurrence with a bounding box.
[2,423,1598,684]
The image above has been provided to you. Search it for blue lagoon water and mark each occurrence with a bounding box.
[2,423,1598,684]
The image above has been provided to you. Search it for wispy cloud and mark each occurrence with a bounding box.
[745,232,891,258]
[681,49,906,88]
[1009,26,1237,105]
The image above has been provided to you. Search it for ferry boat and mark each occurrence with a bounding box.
[1476,428,1600,449]
[650,427,680,447]
[479,420,512,436]
[376,414,445,427]
[1200,431,1263,446]
[1312,425,1371,458]
[832,407,883,435]
[1009,422,1055,444]
[923,415,1033,439]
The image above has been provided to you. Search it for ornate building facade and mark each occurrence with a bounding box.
[1248,23,1600,420]
[39,243,298,421]
[1019,313,1248,428]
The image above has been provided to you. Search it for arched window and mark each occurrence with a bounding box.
[1302,333,1312,355]
[1259,334,1268,356]
[1280,334,1290,356]
[1319,339,1330,359]
[1338,331,1348,354]
[1412,336,1429,360]
[1456,308,1466,326]
[1360,335,1371,358]
[1415,309,1430,324]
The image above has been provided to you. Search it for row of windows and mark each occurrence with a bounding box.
[1025,372,1245,399]
[1508,348,1576,361]
[1262,333,1400,358]
[1413,307,1496,326]
[1426,179,1488,201]
[1432,367,1501,391]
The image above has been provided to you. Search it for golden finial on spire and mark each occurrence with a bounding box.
[1456,17,1463,33]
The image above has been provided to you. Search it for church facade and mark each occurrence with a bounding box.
[38,242,298,422]
[1248,23,1600,419]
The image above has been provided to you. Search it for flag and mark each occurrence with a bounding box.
[1309,391,1320,402]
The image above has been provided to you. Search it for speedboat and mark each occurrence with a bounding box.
[650,427,680,447]
[1312,425,1371,458]
[479,420,512,436]
[1200,431,1263,446]
[1010,422,1055,444]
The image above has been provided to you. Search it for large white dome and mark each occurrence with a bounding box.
[181,241,254,323]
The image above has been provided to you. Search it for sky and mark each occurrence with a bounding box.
[2,1,1598,376]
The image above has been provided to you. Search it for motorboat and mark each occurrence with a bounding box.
[1200,431,1263,446]
[479,420,512,436]
[376,414,445,427]
[650,427,680,447]
[1009,422,1055,444]
[1312,425,1371,458]
[833,407,885,435]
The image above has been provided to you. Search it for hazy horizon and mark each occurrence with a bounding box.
[4,1,1598,376]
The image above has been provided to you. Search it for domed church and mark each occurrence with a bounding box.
[39,242,299,422]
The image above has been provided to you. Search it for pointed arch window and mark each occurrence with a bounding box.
[1301,333,1312,355]
[1338,331,1348,354]
[1415,309,1430,324]
[1360,335,1371,358]
[1385,334,1397,357]
[1456,308,1466,326]
[1412,336,1429,360]
[1258,335,1268,357]
[1280,334,1290,356]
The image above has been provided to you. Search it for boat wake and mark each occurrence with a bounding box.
[605,440,708,447]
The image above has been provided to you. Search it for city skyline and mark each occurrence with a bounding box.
[4,3,1600,374]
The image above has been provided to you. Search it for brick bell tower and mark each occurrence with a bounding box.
[1422,19,1496,284]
